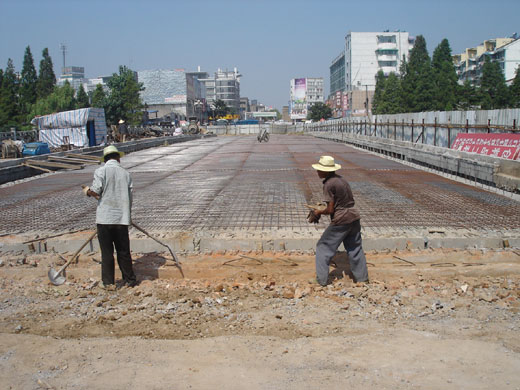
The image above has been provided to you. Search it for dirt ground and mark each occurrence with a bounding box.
[0,247,519,389]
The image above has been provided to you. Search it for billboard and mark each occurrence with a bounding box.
[451,133,520,160]
[291,78,307,120]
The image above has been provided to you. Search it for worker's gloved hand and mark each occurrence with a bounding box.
[307,210,320,224]
[81,185,90,197]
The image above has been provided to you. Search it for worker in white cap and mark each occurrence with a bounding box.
[83,145,137,289]
[310,155,369,286]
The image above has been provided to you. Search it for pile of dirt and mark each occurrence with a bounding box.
[0,248,519,389]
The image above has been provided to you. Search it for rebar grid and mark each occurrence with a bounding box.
[1,134,519,234]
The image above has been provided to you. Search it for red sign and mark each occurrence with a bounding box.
[451,133,520,160]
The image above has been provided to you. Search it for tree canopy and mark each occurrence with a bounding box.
[29,81,76,118]
[36,48,56,100]
[372,36,518,115]
[19,46,38,120]
[0,59,19,127]
[307,102,332,121]
[76,84,90,109]
[104,66,144,125]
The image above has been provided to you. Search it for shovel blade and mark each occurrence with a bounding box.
[48,268,66,286]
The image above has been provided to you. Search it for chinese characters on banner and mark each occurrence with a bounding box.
[451,133,520,160]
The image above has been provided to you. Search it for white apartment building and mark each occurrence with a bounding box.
[452,36,520,85]
[289,77,324,120]
[330,31,414,116]
[345,31,414,92]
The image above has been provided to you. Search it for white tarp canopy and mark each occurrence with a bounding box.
[31,108,107,148]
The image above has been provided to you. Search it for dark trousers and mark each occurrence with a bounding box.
[97,224,136,285]
[315,219,369,285]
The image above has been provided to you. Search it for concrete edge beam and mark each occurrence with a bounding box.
[2,235,518,256]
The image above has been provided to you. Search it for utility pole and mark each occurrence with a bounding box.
[60,43,67,74]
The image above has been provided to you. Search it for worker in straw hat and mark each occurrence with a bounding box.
[309,155,369,286]
[118,119,128,142]
[82,145,137,289]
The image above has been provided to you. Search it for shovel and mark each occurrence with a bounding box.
[48,231,97,285]
[131,222,185,278]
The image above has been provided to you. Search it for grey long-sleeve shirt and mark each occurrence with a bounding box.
[90,159,133,225]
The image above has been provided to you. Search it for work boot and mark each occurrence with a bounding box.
[101,283,116,291]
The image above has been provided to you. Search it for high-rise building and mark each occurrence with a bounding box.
[289,77,323,120]
[452,35,520,85]
[200,68,241,112]
[330,31,415,116]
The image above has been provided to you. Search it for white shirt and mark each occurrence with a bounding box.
[91,159,133,225]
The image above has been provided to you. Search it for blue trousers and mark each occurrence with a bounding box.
[315,219,369,285]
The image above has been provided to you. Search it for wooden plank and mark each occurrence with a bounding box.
[48,156,97,165]
[65,153,101,161]
[22,162,53,173]
[26,159,83,170]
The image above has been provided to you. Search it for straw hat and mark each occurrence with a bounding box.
[118,119,125,124]
[103,145,123,158]
[312,155,341,172]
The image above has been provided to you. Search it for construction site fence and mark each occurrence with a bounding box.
[0,129,38,143]
[303,108,520,148]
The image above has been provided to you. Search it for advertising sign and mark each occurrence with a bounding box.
[451,133,520,160]
[293,78,306,102]
[165,95,186,104]
[290,78,308,120]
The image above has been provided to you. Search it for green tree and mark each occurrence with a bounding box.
[269,108,281,120]
[76,84,89,108]
[480,56,509,109]
[36,48,56,99]
[457,80,480,110]
[19,46,38,120]
[213,99,229,118]
[510,66,520,108]
[0,59,20,127]
[307,102,332,121]
[372,70,386,114]
[432,39,458,111]
[401,35,434,112]
[29,81,76,118]
[91,84,107,108]
[104,66,144,125]
[381,73,403,114]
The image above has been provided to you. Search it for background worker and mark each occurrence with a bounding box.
[309,155,369,286]
[118,119,128,142]
[83,145,137,288]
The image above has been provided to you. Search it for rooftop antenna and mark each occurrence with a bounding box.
[60,43,67,73]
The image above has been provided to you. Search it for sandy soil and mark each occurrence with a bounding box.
[0,248,519,389]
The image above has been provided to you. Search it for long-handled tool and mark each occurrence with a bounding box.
[48,231,97,285]
[131,222,184,278]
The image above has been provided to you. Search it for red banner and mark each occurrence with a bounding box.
[451,133,520,160]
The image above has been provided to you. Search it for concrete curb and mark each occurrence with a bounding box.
[2,231,518,256]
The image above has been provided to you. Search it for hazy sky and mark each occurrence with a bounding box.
[1,0,519,110]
